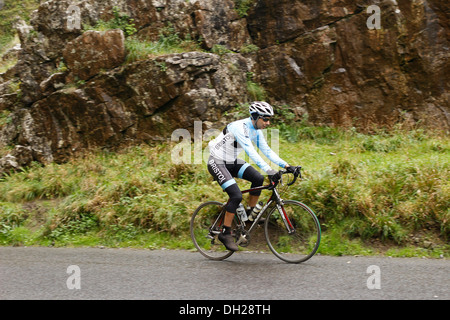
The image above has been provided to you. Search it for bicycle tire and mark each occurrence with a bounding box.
[264,200,321,263]
[190,201,235,261]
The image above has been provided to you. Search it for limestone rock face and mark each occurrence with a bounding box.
[0,51,247,164]
[247,0,449,128]
[63,29,126,81]
[0,0,448,172]
[192,0,250,50]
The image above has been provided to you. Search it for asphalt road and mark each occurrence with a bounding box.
[0,247,448,300]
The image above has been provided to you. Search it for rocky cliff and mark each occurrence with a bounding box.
[0,0,448,173]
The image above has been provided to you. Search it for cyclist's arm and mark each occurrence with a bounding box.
[255,130,288,169]
[228,122,273,173]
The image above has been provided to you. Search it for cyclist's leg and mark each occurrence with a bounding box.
[248,194,260,208]
[229,159,264,207]
[220,183,241,251]
[207,156,242,214]
[223,184,242,225]
[207,156,241,251]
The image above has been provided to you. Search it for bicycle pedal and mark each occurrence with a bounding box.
[237,234,250,247]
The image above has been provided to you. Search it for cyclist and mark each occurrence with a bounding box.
[207,101,294,251]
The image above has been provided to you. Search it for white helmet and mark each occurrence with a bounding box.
[249,101,274,117]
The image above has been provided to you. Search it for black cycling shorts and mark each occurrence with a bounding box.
[207,156,264,213]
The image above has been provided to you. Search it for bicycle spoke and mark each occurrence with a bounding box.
[265,200,321,263]
[190,201,235,260]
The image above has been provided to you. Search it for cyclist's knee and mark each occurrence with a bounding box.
[249,171,264,196]
[225,184,242,213]
[253,174,264,187]
[229,190,243,207]
[243,166,264,186]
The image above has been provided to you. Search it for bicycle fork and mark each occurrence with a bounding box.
[276,204,295,234]
[272,188,295,235]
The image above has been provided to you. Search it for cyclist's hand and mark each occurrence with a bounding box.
[286,165,301,175]
[285,165,296,173]
[267,169,281,182]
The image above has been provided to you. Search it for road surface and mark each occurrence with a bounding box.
[0,247,448,300]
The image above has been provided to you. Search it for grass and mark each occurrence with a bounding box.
[82,6,137,37]
[277,125,449,258]
[125,31,201,63]
[83,7,202,63]
[0,0,39,55]
[233,0,256,18]
[0,0,38,74]
[0,115,448,258]
[246,72,267,101]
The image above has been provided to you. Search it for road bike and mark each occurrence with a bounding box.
[190,167,321,263]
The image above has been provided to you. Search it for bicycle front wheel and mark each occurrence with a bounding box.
[190,201,234,261]
[265,200,321,263]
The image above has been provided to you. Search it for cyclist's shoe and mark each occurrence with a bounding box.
[218,232,239,251]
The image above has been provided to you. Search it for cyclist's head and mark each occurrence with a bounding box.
[249,101,274,120]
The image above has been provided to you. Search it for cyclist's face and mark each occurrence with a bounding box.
[257,116,271,129]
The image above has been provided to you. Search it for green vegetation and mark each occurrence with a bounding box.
[233,0,256,18]
[246,72,267,101]
[82,7,200,63]
[0,53,17,73]
[125,26,201,63]
[83,6,137,36]
[239,44,260,54]
[210,44,233,56]
[0,111,448,258]
[0,0,39,54]
[82,6,201,63]
[0,0,39,73]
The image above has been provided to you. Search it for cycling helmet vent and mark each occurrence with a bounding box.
[249,101,274,117]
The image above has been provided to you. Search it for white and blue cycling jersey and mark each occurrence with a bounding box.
[209,117,288,173]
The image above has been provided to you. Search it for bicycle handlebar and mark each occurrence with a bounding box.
[268,166,302,189]
[286,166,302,186]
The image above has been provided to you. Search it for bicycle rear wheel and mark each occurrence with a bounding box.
[190,201,234,261]
[265,200,321,263]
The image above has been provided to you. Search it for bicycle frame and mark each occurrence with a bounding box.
[222,181,296,245]
[204,168,302,245]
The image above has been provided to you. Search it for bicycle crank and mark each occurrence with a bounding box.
[236,230,250,247]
